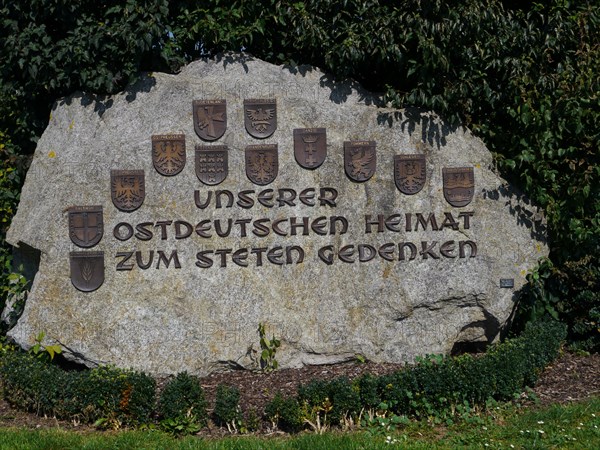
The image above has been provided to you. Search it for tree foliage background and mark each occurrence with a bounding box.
[1,0,598,348]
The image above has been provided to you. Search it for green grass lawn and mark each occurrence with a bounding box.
[0,397,598,449]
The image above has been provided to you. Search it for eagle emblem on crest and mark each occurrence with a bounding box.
[244,99,277,138]
[152,134,186,176]
[111,170,145,212]
[245,145,278,185]
[344,141,376,182]
[394,154,426,194]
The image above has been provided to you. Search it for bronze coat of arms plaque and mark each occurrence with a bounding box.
[196,145,228,186]
[244,99,277,138]
[245,144,278,185]
[152,134,186,176]
[443,167,475,207]
[68,206,103,248]
[193,99,227,141]
[344,141,376,182]
[394,154,426,194]
[293,128,327,169]
[111,170,145,212]
[70,251,104,292]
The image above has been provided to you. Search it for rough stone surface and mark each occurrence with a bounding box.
[6,55,547,375]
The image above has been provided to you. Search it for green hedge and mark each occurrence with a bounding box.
[0,354,155,426]
[0,321,566,431]
[270,321,567,429]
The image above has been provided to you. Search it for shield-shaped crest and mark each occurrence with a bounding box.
[68,206,103,248]
[195,145,228,185]
[443,167,475,207]
[294,128,327,169]
[152,134,186,176]
[244,99,277,138]
[344,141,376,182]
[70,251,104,292]
[111,170,145,212]
[193,99,227,141]
[394,154,426,194]
[245,144,278,185]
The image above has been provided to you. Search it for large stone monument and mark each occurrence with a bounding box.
[5,55,547,375]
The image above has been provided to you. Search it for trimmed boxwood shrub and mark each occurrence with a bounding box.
[213,384,241,427]
[0,352,155,426]
[158,371,207,424]
[297,376,360,425]
[295,321,566,425]
[265,393,303,431]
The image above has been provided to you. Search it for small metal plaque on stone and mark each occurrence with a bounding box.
[70,251,105,292]
[394,154,426,194]
[344,141,376,182]
[443,167,475,207]
[195,145,228,186]
[244,99,277,139]
[245,144,278,185]
[293,128,327,169]
[152,134,186,176]
[111,170,145,212]
[193,100,227,141]
[68,206,103,248]
[500,278,515,289]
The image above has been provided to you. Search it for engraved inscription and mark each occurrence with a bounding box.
[152,134,186,176]
[395,154,426,194]
[244,99,277,138]
[68,206,103,248]
[196,145,228,186]
[443,167,475,207]
[70,251,105,292]
[344,141,376,182]
[111,170,145,212]
[193,100,227,141]
[293,128,327,169]
[245,144,278,185]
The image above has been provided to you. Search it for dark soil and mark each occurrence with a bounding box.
[0,352,598,433]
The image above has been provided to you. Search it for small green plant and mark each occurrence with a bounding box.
[213,384,242,433]
[30,331,62,362]
[159,415,202,436]
[360,401,409,436]
[257,322,280,372]
[1,269,29,329]
[265,393,303,431]
[158,371,207,435]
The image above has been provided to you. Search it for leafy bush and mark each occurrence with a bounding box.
[297,377,360,426]
[355,373,381,410]
[213,384,241,430]
[265,393,303,432]
[158,371,207,425]
[291,322,566,426]
[0,351,155,426]
[0,132,29,331]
